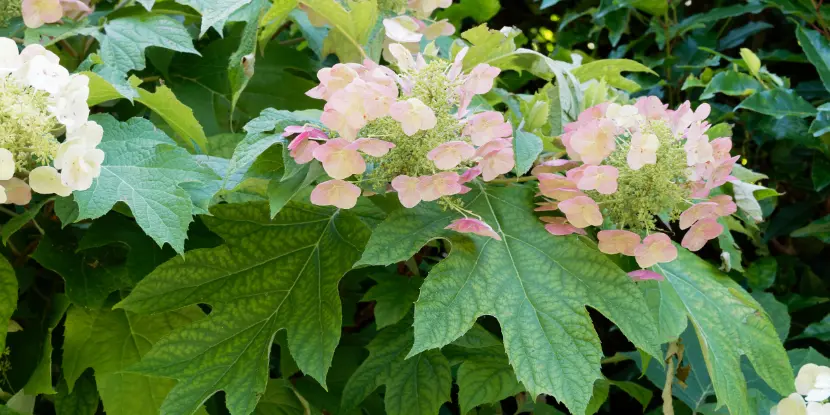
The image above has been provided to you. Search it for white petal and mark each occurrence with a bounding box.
[29,166,72,197]
[0,149,15,180]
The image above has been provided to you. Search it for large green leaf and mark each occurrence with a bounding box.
[22,295,69,395]
[71,115,220,254]
[648,248,794,415]
[341,320,452,415]
[0,254,16,353]
[362,273,421,329]
[98,14,199,73]
[116,202,371,415]
[356,184,660,415]
[736,89,817,118]
[130,77,209,153]
[176,0,252,36]
[442,327,523,413]
[62,305,205,415]
[797,26,830,93]
[298,0,378,63]
[699,70,763,100]
[253,380,306,415]
[571,59,657,92]
[54,374,99,415]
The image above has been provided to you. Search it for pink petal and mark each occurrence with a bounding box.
[570,118,617,165]
[709,195,737,216]
[628,269,664,281]
[542,217,586,236]
[478,148,514,181]
[538,173,577,196]
[445,218,501,240]
[710,137,732,161]
[534,201,559,212]
[310,180,361,209]
[289,137,320,164]
[681,218,723,252]
[427,141,476,170]
[23,0,63,28]
[391,175,421,208]
[634,233,677,268]
[417,172,462,201]
[679,202,718,230]
[347,138,396,157]
[597,230,641,256]
[462,64,500,95]
[577,165,618,195]
[541,188,586,201]
[312,138,366,179]
[558,196,603,228]
[463,111,512,146]
[475,138,511,158]
[459,167,482,183]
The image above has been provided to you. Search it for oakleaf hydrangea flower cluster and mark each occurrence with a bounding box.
[771,363,830,415]
[284,44,514,239]
[0,37,104,203]
[533,97,739,277]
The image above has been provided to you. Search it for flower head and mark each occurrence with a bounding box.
[536,97,736,268]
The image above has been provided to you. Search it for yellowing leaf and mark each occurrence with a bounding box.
[299,0,378,62]
[129,76,209,153]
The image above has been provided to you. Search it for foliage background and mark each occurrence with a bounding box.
[1,0,830,414]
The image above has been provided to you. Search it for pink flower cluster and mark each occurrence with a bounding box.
[285,48,515,243]
[533,97,741,277]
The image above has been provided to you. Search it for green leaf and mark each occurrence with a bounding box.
[460,24,521,69]
[54,375,99,415]
[72,115,220,254]
[254,380,306,415]
[341,320,451,415]
[797,26,830,93]
[362,273,421,329]
[606,380,652,410]
[62,305,205,415]
[585,380,609,415]
[177,0,252,36]
[99,14,199,73]
[0,256,16,356]
[513,129,542,176]
[651,248,794,414]
[813,155,830,191]
[356,184,660,415]
[84,71,131,106]
[736,89,817,118]
[699,70,763,100]
[1,197,53,245]
[789,348,830,369]
[32,234,128,309]
[811,104,830,137]
[720,22,773,49]
[752,292,791,342]
[116,202,371,415]
[746,257,777,291]
[453,341,523,413]
[168,40,320,136]
[794,313,830,341]
[670,3,766,39]
[298,0,378,63]
[229,0,266,115]
[129,77,209,153]
[23,295,69,395]
[437,0,500,26]
[268,162,325,218]
[571,59,657,92]
[258,0,300,52]
[792,214,830,242]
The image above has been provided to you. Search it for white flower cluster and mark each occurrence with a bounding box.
[772,364,830,415]
[0,37,104,202]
